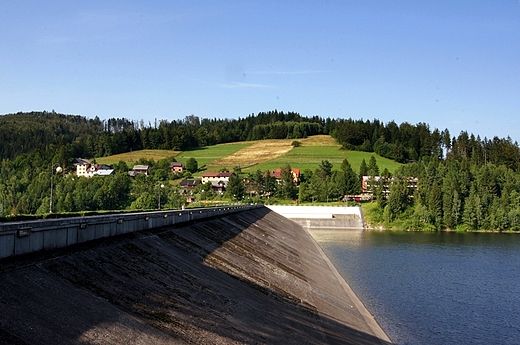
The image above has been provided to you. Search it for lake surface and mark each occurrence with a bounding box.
[309,230,520,345]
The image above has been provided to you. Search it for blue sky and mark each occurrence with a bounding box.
[1,1,519,141]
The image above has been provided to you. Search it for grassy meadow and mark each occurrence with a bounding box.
[246,146,400,174]
[176,142,253,172]
[96,135,402,175]
[96,149,180,166]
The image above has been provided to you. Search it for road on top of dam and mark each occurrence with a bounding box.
[0,206,391,345]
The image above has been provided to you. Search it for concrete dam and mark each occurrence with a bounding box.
[0,206,390,344]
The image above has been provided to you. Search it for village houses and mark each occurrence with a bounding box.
[73,158,114,178]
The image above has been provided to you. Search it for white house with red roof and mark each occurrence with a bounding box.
[201,171,234,194]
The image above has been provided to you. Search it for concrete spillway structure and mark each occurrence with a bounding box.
[267,205,365,229]
[0,206,390,344]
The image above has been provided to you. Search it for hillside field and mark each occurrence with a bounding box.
[96,135,401,175]
[96,149,180,166]
[177,142,253,170]
[249,147,401,174]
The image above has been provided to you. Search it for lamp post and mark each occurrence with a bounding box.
[157,183,165,209]
[50,163,62,213]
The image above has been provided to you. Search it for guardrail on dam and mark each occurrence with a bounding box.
[0,205,259,259]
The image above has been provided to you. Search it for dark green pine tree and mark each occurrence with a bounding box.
[279,164,297,199]
[336,158,360,196]
[359,158,368,180]
[368,155,380,176]
[427,181,442,229]
[386,177,410,219]
[226,173,245,201]
[463,185,482,230]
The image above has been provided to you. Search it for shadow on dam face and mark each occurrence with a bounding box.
[0,206,391,345]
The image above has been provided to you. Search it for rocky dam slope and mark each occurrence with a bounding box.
[0,207,390,344]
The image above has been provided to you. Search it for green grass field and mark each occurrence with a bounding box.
[96,136,402,175]
[244,146,401,174]
[176,142,253,172]
[96,149,179,166]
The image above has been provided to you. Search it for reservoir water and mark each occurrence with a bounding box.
[309,230,520,345]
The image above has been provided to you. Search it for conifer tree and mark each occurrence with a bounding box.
[226,173,245,201]
[359,158,368,180]
[368,155,380,176]
[336,159,360,196]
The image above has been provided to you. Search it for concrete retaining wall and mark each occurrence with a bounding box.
[267,205,364,229]
[0,205,258,259]
[291,217,363,229]
[266,205,362,218]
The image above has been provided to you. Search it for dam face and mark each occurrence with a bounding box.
[0,207,389,344]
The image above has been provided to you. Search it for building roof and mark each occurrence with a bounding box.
[211,181,227,188]
[170,162,184,168]
[180,179,201,187]
[73,157,91,165]
[95,169,115,176]
[89,163,111,171]
[265,168,300,180]
[132,165,149,170]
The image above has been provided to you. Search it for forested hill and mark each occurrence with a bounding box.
[3,110,520,231]
[1,110,520,171]
[0,111,104,160]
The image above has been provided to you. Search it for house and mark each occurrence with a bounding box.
[201,171,233,184]
[361,176,418,195]
[75,161,90,177]
[201,172,234,194]
[73,158,90,177]
[129,165,149,177]
[88,163,111,174]
[73,158,113,178]
[361,176,387,194]
[170,162,185,173]
[265,168,300,184]
[211,180,227,194]
[179,179,201,190]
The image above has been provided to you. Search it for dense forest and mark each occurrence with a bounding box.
[2,110,519,169]
[1,110,520,231]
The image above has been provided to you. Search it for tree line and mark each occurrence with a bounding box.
[2,110,520,231]
[367,157,520,231]
[2,110,519,171]
[331,118,520,169]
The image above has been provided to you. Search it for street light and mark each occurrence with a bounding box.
[157,183,165,209]
[50,163,62,213]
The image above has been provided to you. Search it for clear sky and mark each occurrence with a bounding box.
[1,1,519,141]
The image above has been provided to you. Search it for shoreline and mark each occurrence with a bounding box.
[365,224,520,234]
[305,227,392,344]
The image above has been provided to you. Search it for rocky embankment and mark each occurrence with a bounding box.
[0,206,390,344]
